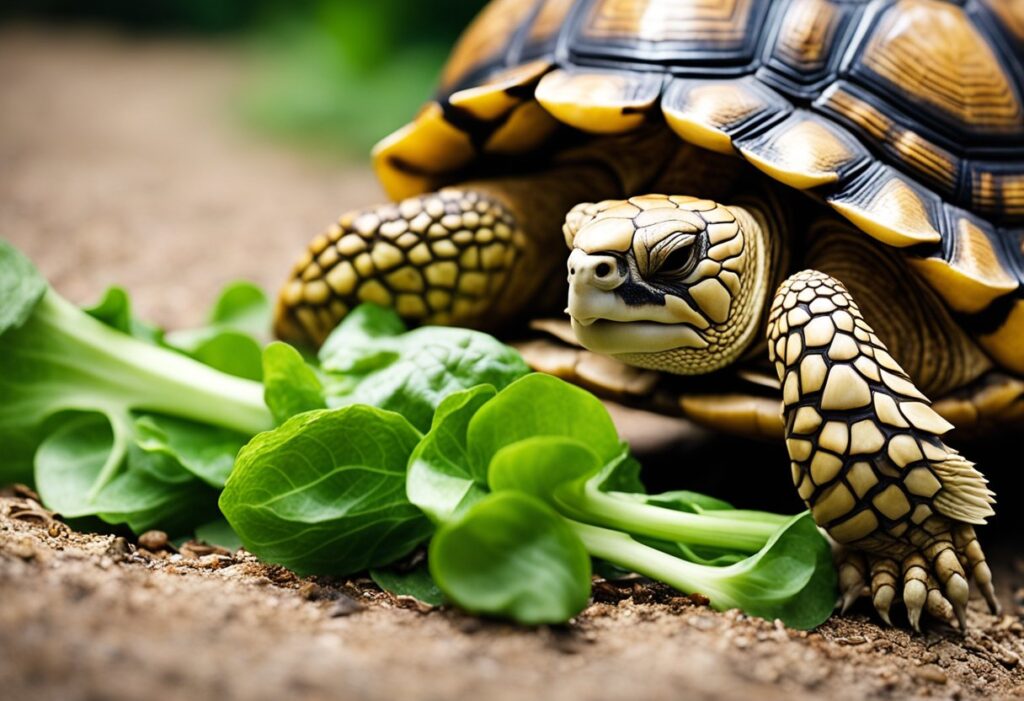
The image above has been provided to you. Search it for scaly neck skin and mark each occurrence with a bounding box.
[726,200,777,366]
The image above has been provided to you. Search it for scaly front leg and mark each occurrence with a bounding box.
[767,270,999,631]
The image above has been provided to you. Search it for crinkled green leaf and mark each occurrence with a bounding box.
[133,413,248,488]
[34,410,219,535]
[318,306,529,432]
[318,303,405,373]
[34,412,118,518]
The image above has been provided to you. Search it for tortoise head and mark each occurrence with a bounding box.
[564,195,771,375]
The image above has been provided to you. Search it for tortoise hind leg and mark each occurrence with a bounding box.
[767,270,998,631]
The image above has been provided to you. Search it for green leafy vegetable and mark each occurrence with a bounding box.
[407,372,836,629]
[262,341,327,424]
[370,562,444,606]
[574,513,836,629]
[466,373,622,470]
[487,436,601,502]
[0,241,271,523]
[33,410,222,534]
[84,286,164,345]
[219,405,432,575]
[318,305,530,431]
[2,240,836,630]
[406,385,496,525]
[430,491,592,625]
[0,239,46,334]
[164,281,271,380]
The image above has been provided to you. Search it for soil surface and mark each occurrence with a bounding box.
[1,25,1023,701]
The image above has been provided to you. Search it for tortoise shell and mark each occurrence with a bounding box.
[372,0,1024,373]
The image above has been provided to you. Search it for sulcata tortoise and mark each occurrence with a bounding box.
[275,0,1024,630]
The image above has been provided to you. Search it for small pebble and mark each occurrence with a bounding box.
[915,665,948,684]
[328,594,363,617]
[996,650,1019,669]
[104,536,132,561]
[837,635,868,646]
[138,530,168,551]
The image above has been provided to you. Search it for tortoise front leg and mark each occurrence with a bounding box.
[767,270,999,631]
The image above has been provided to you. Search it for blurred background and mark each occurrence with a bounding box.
[0,1,488,330]
[2,0,489,155]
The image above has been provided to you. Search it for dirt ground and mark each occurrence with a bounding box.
[1,25,1023,701]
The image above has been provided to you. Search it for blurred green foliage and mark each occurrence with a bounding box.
[3,0,490,155]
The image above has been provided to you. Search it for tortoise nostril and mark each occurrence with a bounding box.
[595,262,612,278]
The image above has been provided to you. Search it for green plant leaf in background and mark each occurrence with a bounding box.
[429,491,592,625]
[318,305,530,432]
[406,385,496,525]
[0,238,46,335]
[262,340,327,424]
[84,286,165,345]
[219,405,432,576]
[164,281,271,381]
[0,242,271,521]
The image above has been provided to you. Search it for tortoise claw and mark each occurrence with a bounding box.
[836,549,867,614]
[903,578,927,633]
[925,574,954,623]
[873,589,894,626]
[945,572,970,632]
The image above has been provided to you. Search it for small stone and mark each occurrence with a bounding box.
[997,650,1019,669]
[836,635,867,645]
[914,665,947,684]
[105,536,133,560]
[328,594,364,617]
[138,530,169,551]
[298,582,324,601]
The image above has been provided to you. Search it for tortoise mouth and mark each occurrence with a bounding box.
[569,317,708,355]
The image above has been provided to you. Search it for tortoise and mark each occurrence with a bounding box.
[274,0,1024,631]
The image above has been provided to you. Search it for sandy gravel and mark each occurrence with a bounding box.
[1,494,1022,701]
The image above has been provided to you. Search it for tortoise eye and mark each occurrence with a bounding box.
[656,244,696,277]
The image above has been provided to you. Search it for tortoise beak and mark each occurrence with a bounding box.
[566,248,708,354]
[567,249,628,326]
